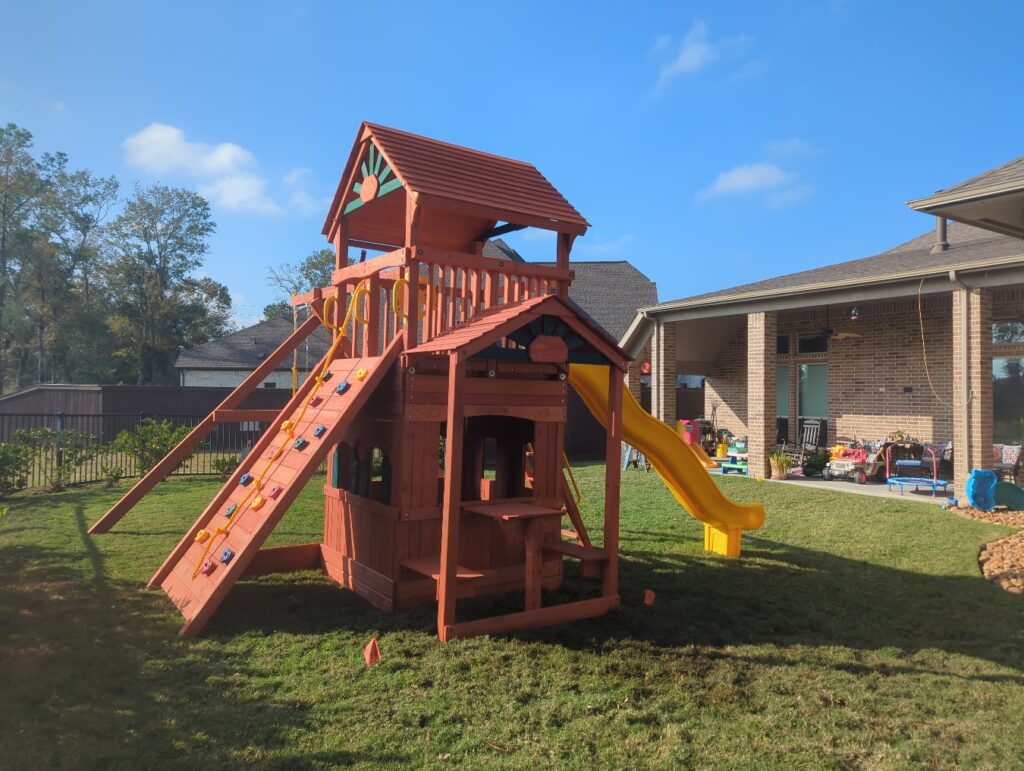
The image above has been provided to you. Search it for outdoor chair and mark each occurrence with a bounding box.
[777,418,822,467]
[993,444,1022,483]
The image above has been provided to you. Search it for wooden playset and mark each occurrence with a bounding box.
[90,123,630,640]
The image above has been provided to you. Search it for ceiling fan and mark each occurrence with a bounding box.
[823,306,862,341]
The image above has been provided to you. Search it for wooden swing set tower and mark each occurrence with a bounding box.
[91,123,629,641]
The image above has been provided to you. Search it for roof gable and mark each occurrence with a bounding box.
[175,317,332,371]
[323,123,589,250]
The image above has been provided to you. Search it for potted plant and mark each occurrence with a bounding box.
[768,451,792,480]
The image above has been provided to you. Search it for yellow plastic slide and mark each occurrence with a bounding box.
[568,364,765,556]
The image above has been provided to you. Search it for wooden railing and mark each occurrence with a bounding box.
[293,246,573,357]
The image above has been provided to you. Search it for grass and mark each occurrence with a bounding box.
[1,466,1022,769]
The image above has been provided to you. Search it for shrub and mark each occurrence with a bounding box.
[15,428,102,491]
[211,455,239,479]
[112,418,192,476]
[100,463,124,488]
[0,441,33,499]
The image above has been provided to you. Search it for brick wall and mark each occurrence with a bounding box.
[652,321,677,425]
[747,312,777,478]
[704,296,957,445]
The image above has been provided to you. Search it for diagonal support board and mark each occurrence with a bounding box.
[156,335,403,637]
[89,312,325,534]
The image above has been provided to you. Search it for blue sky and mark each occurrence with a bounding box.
[4,1,1024,326]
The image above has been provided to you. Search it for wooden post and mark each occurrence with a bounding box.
[333,217,349,271]
[403,196,421,351]
[556,232,575,297]
[437,352,466,641]
[366,274,380,356]
[602,365,623,598]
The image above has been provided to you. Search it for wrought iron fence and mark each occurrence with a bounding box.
[0,412,270,488]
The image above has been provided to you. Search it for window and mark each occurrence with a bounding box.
[798,363,828,418]
[797,333,828,354]
[993,356,1024,444]
[994,321,1024,345]
[263,381,277,389]
[776,335,789,355]
[776,366,790,417]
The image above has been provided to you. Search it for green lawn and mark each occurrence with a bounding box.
[1,467,1022,769]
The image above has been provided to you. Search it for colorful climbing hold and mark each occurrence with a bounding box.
[240,473,253,486]
[281,420,293,432]
[321,370,333,381]
[225,503,238,517]
[356,367,369,381]
[268,484,283,499]
[200,558,217,576]
[293,437,309,451]
[310,395,323,407]
[251,495,266,511]
[336,380,351,395]
[195,529,210,544]
[219,548,235,564]
[313,424,327,438]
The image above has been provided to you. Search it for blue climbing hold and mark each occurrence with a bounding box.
[313,424,327,438]
[335,380,350,395]
[321,370,332,381]
[240,473,253,486]
[219,547,235,564]
[225,502,238,517]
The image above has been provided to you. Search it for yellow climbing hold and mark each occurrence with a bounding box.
[195,529,210,543]
[281,420,293,432]
[356,367,369,381]
[251,495,266,511]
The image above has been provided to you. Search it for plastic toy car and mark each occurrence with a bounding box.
[823,446,869,484]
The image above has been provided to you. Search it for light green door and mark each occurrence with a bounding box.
[798,363,828,419]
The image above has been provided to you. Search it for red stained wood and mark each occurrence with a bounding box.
[436,353,466,640]
[244,543,323,575]
[602,366,623,599]
[528,335,569,364]
[462,501,563,521]
[449,596,618,639]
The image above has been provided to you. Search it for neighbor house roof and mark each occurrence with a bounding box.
[539,260,657,340]
[175,316,331,371]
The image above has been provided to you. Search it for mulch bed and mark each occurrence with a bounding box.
[953,506,1024,595]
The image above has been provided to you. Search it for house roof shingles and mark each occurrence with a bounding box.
[649,221,1024,311]
[929,155,1024,198]
[175,317,332,371]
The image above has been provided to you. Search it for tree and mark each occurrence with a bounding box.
[263,300,292,320]
[0,124,66,391]
[105,183,225,384]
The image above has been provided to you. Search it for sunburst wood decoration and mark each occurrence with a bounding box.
[343,142,402,215]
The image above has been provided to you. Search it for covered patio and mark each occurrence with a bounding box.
[622,156,1024,497]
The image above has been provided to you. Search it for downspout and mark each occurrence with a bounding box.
[949,269,970,476]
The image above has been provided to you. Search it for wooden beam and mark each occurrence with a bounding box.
[89,311,324,534]
[602,365,623,598]
[437,352,466,642]
[449,596,617,639]
[477,222,525,240]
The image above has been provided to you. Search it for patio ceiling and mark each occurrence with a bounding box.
[909,156,1024,239]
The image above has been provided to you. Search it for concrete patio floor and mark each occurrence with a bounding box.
[767,474,954,505]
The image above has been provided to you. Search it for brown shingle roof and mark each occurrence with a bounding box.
[175,317,332,371]
[930,156,1024,198]
[649,221,1024,310]
[538,260,657,340]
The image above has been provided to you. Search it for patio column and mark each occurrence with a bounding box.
[747,311,777,479]
[952,287,993,496]
[651,320,677,426]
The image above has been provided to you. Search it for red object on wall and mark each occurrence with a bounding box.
[641,361,651,375]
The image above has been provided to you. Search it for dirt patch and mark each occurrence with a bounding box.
[953,507,1024,595]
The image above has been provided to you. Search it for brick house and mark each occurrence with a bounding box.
[621,156,1024,494]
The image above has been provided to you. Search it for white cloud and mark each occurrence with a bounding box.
[123,123,281,214]
[47,100,65,113]
[766,137,825,158]
[657,20,718,90]
[766,184,815,208]
[575,234,634,257]
[698,162,792,200]
[651,33,672,54]
[282,167,322,217]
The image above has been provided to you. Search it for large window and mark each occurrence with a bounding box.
[776,365,790,417]
[798,363,828,418]
[994,356,1024,444]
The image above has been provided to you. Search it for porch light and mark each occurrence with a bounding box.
[850,307,861,321]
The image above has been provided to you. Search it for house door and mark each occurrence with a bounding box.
[798,363,828,445]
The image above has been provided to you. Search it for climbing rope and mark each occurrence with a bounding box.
[190,280,371,579]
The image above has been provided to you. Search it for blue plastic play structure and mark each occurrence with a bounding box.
[965,469,997,511]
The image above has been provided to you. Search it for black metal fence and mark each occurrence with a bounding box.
[0,413,270,488]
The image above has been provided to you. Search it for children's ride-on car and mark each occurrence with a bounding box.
[823,445,869,484]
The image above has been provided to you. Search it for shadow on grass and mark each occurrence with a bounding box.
[0,507,412,768]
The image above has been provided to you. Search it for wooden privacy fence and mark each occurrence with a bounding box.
[0,412,275,488]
